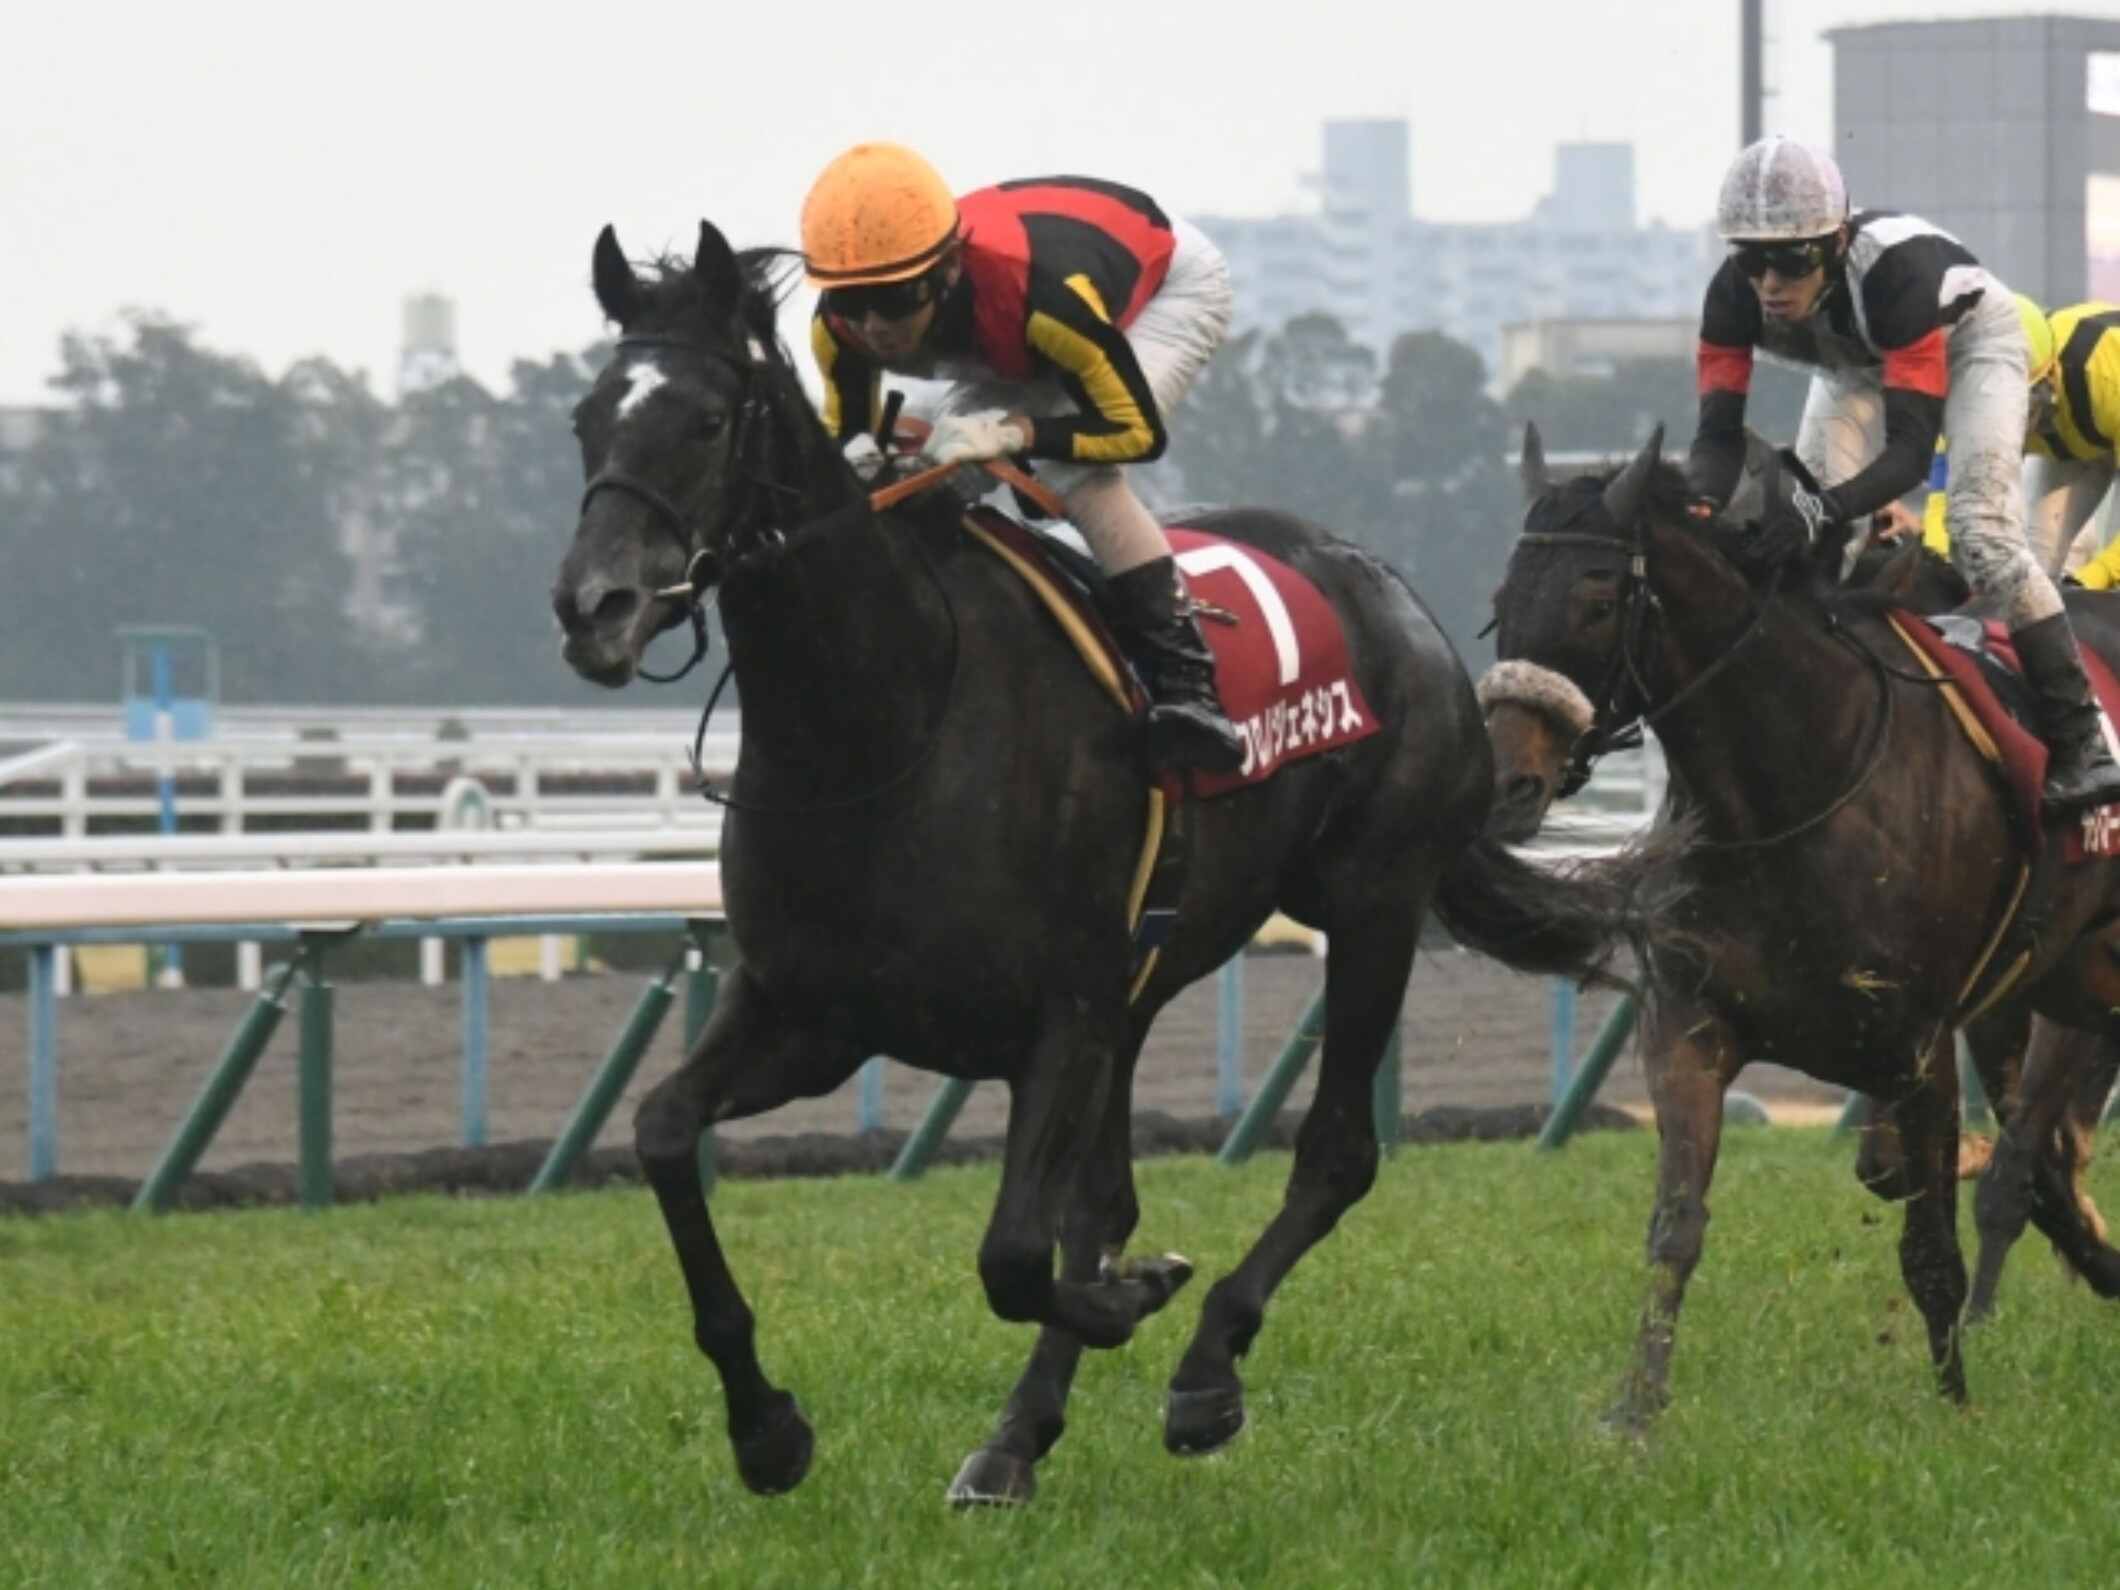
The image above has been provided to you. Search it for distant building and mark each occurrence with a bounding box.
[1829,14,2120,307]
[1194,120,1709,389]
[1498,317,1697,392]
[398,293,460,398]
[0,406,45,492]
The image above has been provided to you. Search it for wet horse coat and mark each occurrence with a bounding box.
[1493,429,2120,1427]
[548,225,1645,1501]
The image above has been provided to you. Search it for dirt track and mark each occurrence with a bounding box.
[0,949,1845,1193]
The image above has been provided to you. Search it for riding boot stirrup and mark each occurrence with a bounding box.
[1105,558,1246,775]
[2014,613,2120,817]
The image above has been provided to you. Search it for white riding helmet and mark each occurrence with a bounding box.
[1716,136,1848,242]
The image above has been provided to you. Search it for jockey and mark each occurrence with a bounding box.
[1687,135,2120,815]
[799,141,1244,773]
[2021,298,2120,584]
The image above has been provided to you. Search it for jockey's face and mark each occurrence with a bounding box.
[833,256,962,374]
[1734,229,1843,323]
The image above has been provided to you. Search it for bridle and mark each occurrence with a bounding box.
[577,331,802,681]
[1515,491,1893,851]
[576,325,969,816]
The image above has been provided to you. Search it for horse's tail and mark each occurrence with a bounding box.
[1431,826,1686,989]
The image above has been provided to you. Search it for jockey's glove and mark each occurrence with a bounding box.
[842,432,887,482]
[926,410,1029,467]
[1751,481,1834,566]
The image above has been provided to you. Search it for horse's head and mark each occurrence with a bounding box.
[552,222,822,686]
[1476,661,1596,842]
[1492,424,1670,728]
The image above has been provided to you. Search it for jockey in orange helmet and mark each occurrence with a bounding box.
[801,142,1244,774]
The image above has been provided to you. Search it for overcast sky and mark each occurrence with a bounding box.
[1,0,2108,405]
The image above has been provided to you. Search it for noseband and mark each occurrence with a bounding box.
[1517,505,1901,850]
[1514,511,1670,798]
[1517,496,1790,798]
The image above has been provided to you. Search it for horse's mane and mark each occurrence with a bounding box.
[1593,455,1970,619]
[634,245,803,362]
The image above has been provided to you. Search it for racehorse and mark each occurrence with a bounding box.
[548,221,1653,1503]
[1493,426,2120,1429]
[1478,536,2119,1321]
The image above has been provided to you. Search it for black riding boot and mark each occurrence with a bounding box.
[2014,612,2120,815]
[1105,557,1246,774]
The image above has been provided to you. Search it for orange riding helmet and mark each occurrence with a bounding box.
[801,143,960,288]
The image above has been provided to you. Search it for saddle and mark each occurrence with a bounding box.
[867,430,1381,997]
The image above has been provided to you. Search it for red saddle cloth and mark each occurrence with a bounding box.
[1892,614,2120,861]
[1165,528,1381,795]
[963,512,1380,797]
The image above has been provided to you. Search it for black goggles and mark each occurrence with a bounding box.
[1731,238,1833,280]
[825,272,940,324]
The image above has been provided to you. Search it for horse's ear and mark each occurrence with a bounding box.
[694,220,742,311]
[593,225,641,328]
[1602,424,1664,529]
[1518,423,1549,504]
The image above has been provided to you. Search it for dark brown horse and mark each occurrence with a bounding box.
[548,223,1649,1502]
[1480,542,2120,1320]
[1493,427,2120,1428]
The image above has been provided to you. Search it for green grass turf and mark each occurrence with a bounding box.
[4,1128,2119,1588]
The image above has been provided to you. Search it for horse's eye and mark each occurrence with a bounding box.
[700,413,728,441]
[1584,600,1616,624]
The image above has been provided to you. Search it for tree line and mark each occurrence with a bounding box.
[0,310,1805,704]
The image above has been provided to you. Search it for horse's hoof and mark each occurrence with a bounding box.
[1102,1251,1195,1318]
[731,1392,814,1496]
[947,1446,1037,1508]
[1164,1382,1247,1456]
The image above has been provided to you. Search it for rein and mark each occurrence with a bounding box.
[584,328,980,816]
[581,332,802,683]
[1520,517,1892,851]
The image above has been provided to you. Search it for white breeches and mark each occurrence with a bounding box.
[1797,290,2060,628]
[2025,453,2118,575]
[936,218,1234,573]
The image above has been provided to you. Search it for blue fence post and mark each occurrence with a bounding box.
[28,944,57,1182]
[859,1056,885,1132]
[1550,978,1577,1105]
[1958,1034,1993,1131]
[1219,984,1326,1165]
[460,936,490,1148]
[1217,956,1244,1115]
[297,935,335,1211]
[1535,993,1639,1151]
[891,1078,975,1181]
[150,646,182,985]
[1373,1012,1403,1154]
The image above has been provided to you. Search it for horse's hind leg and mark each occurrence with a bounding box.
[1607,999,1737,1435]
[1163,881,1423,1457]
[976,996,1181,1348]
[633,966,868,1497]
[1887,1039,1972,1400]
[950,1028,1179,1508]
[1971,1013,2084,1319]
[1979,1017,2120,1312]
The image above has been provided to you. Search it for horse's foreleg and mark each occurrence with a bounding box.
[950,1035,1156,1508]
[1164,890,1422,1458]
[1888,1038,1971,1402]
[632,967,868,1497]
[1607,1002,1737,1436]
